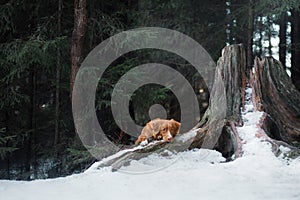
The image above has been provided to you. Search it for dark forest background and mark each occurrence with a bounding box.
[0,0,300,180]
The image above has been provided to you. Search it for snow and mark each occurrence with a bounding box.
[1,88,300,200]
[140,140,149,146]
[176,129,197,142]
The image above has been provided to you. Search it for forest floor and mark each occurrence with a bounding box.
[1,88,300,200]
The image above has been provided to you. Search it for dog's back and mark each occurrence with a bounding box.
[135,118,180,145]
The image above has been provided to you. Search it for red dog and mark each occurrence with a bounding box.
[135,118,181,145]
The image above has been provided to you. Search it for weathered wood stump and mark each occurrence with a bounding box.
[250,57,300,156]
[192,44,246,157]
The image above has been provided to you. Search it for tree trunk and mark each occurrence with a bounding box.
[291,9,300,90]
[70,0,87,97]
[31,66,37,179]
[267,17,272,56]
[251,57,300,144]
[25,143,31,180]
[26,65,37,180]
[279,12,287,69]
[258,19,263,56]
[98,44,247,171]
[247,0,254,71]
[55,0,63,145]
[5,110,10,179]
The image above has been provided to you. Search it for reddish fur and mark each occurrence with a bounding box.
[135,118,181,145]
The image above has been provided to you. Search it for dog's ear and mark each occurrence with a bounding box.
[169,119,181,135]
[148,120,162,137]
[170,119,180,126]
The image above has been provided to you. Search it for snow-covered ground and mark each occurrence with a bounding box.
[1,88,300,200]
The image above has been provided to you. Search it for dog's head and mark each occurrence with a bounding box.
[152,119,181,142]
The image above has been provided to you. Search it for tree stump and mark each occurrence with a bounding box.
[250,57,300,151]
[192,44,246,157]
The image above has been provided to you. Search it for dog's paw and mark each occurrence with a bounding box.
[140,140,149,146]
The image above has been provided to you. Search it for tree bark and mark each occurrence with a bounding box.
[70,0,87,97]
[291,9,300,90]
[251,57,300,143]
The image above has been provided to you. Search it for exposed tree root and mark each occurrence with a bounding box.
[256,113,300,157]
[229,121,243,158]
